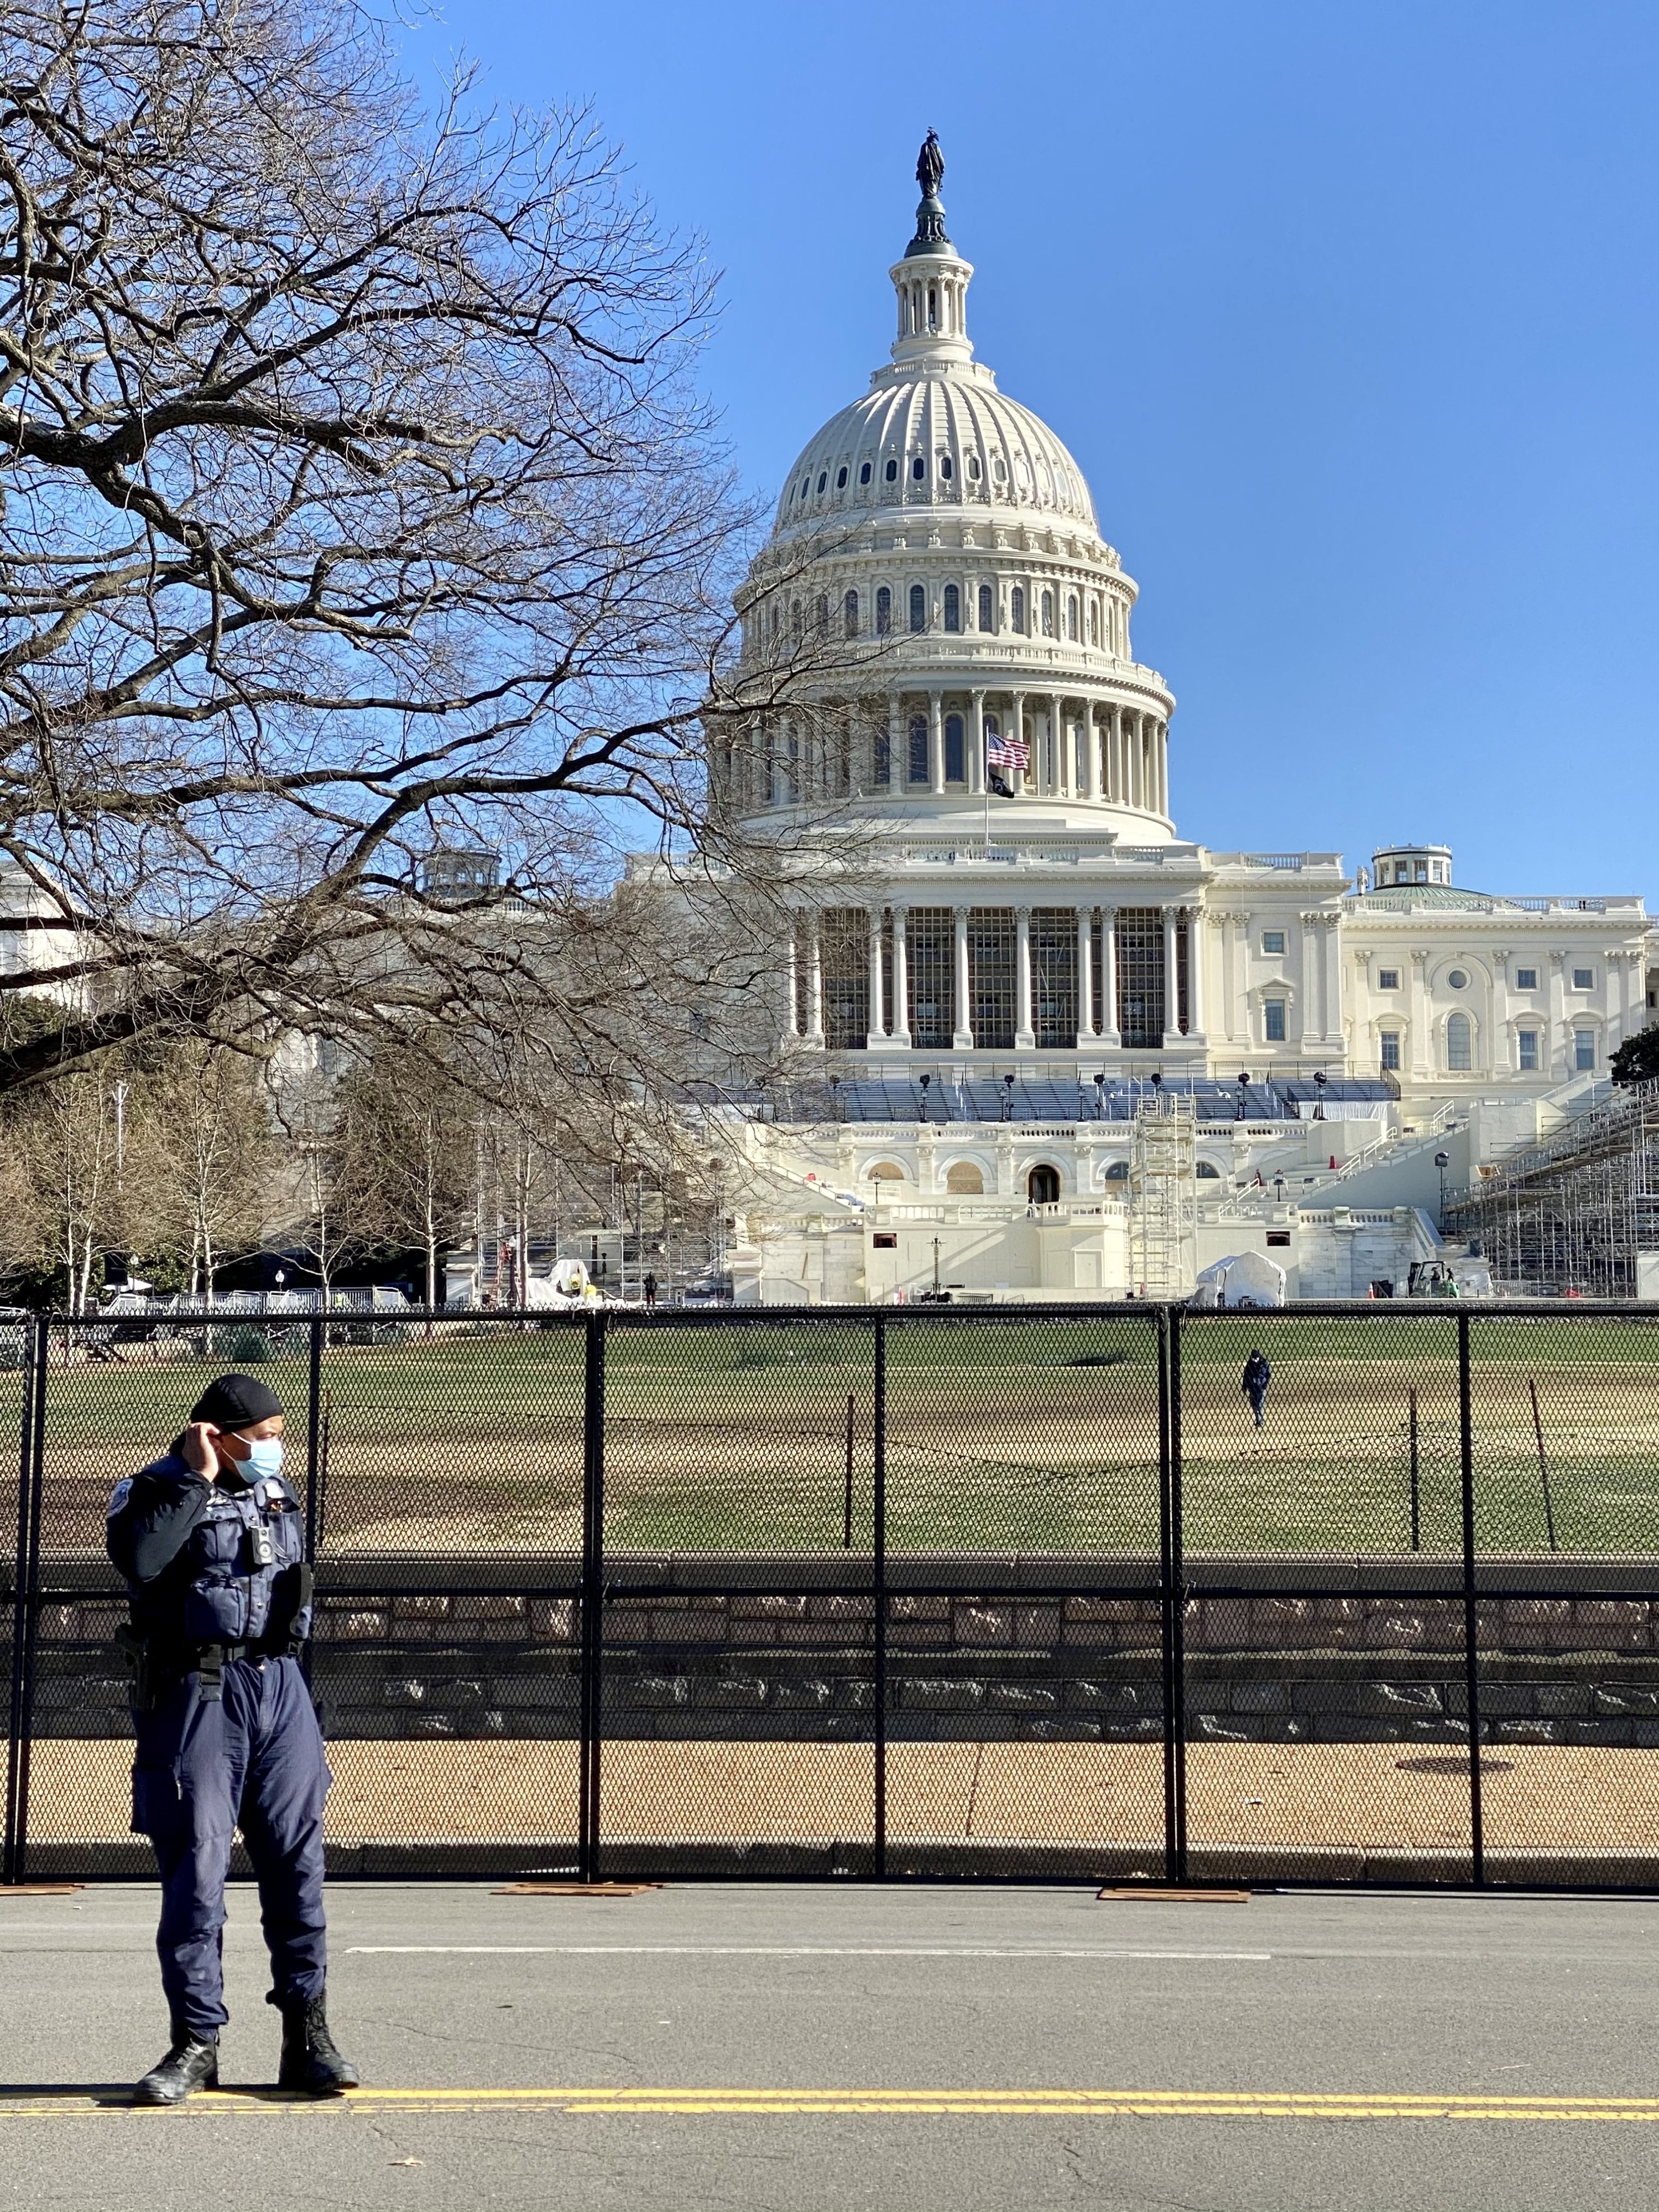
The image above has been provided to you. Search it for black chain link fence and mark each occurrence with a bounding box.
[6,1302,1659,1887]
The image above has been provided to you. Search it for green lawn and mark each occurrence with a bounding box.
[15,1311,1659,1559]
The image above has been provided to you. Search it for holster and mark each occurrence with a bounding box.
[114,1622,168,1712]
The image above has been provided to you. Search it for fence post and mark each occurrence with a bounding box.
[4,1314,39,1884]
[872,1314,886,1881]
[1160,1305,1188,1882]
[303,1313,323,1569]
[1458,1311,1485,1887]
[6,1318,48,1886]
[578,1312,607,1884]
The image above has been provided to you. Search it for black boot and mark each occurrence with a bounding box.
[278,1993,359,2095]
[134,2025,219,2105]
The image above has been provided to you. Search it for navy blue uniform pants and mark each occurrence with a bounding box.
[131,1654,329,2036]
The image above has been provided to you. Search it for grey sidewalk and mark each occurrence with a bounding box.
[2,1880,1658,2210]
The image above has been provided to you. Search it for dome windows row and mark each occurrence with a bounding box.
[782,442,1082,518]
[753,580,1125,652]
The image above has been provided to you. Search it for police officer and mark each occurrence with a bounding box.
[106,1371,358,2105]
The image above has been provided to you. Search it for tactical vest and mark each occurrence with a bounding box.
[179,1473,311,1645]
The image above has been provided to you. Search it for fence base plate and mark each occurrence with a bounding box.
[493,1882,661,1897]
[1097,1887,1251,1903]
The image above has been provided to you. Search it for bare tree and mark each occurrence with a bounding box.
[338,1042,476,1316]
[132,1042,274,1302]
[11,1066,121,1311]
[0,0,758,1092]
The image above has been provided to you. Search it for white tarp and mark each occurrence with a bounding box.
[1191,1250,1287,1310]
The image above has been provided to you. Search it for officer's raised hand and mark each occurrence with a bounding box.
[181,1421,223,1482]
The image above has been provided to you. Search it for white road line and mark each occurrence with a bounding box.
[345,1944,1275,1960]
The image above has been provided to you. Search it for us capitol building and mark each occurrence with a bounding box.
[696,139,1656,1303]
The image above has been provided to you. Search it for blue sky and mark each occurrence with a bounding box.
[398,2,1659,899]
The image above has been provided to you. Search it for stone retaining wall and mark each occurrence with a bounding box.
[23,1587,1659,1747]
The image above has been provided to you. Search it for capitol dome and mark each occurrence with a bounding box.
[727,136,1175,846]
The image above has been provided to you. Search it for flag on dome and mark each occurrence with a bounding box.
[986,730,1029,774]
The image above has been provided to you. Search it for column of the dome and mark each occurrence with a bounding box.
[1099,909,1121,1048]
[1075,908,1096,1050]
[968,689,985,796]
[1185,909,1207,1046]
[1049,692,1065,799]
[1011,690,1027,797]
[891,905,912,1047]
[784,925,800,1044]
[952,907,973,1050]
[866,914,888,1047]
[1015,907,1035,1051]
[806,920,825,1049]
[1161,906,1182,1050]
[928,691,945,796]
[1082,706,1100,801]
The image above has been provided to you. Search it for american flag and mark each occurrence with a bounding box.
[985,729,1030,775]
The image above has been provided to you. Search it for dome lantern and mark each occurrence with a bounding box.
[888,132,974,376]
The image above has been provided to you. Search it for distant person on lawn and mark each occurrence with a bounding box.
[1241,1348,1271,1429]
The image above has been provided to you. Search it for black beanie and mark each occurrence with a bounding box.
[189,1371,285,1430]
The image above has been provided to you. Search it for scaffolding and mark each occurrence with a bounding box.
[1446,1077,1659,1296]
[1130,1093,1198,1296]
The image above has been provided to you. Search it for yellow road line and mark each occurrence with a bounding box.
[2,2086,1658,2122]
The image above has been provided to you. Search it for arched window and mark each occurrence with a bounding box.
[943,583,961,633]
[816,472,827,494]
[859,461,872,484]
[945,1162,984,1194]
[885,457,899,482]
[769,603,780,638]
[867,1160,906,1182]
[1446,1013,1472,1072]
[1066,595,1079,641]
[907,714,929,785]
[875,586,892,636]
[967,455,982,481]
[944,713,964,783]
[909,583,927,633]
[978,583,995,632]
[843,589,859,638]
[1041,589,1055,637]
[1196,1160,1222,1181]
[836,466,848,489]
[993,456,1007,483]
[874,719,890,785]
[1027,1164,1061,1207]
[911,455,925,481]
[816,593,830,634]
[1088,599,1099,645]
[940,453,953,479]
[790,599,802,640]
[1011,586,1026,634]
[1102,1160,1130,1182]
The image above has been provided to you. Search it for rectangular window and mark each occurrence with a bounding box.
[873,1233,898,1250]
[1264,999,1287,1043]
[1266,1230,1291,1248]
[1517,1029,1538,1072]
[1574,1029,1596,1072]
[1515,967,1538,991]
[1031,907,1079,1049]
[907,715,929,786]
[1261,931,1286,955]
[1377,968,1400,991]
[1573,967,1594,990]
[967,907,1017,1052]
[906,908,955,1050]
[821,907,872,1050]
[1114,907,1166,1048]
[1380,1032,1401,1071]
[944,713,965,784]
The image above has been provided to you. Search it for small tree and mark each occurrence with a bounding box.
[134,1045,275,1302]
[340,1047,477,1319]
[1610,1026,1659,1087]
[13,1070,122,1313]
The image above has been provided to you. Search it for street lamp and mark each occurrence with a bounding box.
[1313,1069,1327,1121]
[1236,1072,1250,1121]
[1434,1150,1450,1225]
[918,1071,931,1125]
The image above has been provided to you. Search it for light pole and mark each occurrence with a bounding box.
[1434,1150,1450,1227]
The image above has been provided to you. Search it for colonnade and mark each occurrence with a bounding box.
[786,903,1206,1053]
[723,691,1170,816]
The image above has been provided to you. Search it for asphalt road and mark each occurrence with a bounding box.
[2,1879,1657,2210]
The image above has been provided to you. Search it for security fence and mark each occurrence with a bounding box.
[7,1302,1659,1888]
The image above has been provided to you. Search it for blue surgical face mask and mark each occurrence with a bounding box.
[239,1436,284,1480]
